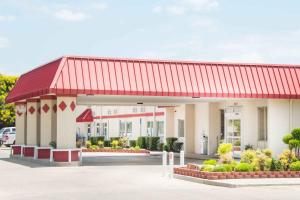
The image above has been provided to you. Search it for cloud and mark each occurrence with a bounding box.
[191,18,218,31]
[153,0,219,15]
[0,15,16,22]
[0,37,9,48]
[54,9,91,21]
[93,2,108,11]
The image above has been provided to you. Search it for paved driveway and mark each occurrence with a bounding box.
[0,148,300,200]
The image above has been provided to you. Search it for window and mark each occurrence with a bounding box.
[113,109,118,114]
[157,121,164,136]
[132,107,137,113]
[107,110,112,115]
[178,119,184,137]
[126,122,132,133]
[140,107,145,112]
[87,124,91,134]
[103,122,108,139]
[96,123,100,135]
[220,109,225,140]
[119,121,126,136]
[258,107,268,141]
[147,121,153,136]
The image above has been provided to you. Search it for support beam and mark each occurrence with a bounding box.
[26,99,40,146]
[15,102,27,145]
[185,104,195,154]
[56,96,76,149]
[40,96,57,147]
[164,107,175,142]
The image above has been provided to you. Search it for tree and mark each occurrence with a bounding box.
[0,74,18,128]
[282,128,300,157]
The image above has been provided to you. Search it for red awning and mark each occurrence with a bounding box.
[76,108,93,123]
[6,55,300,103]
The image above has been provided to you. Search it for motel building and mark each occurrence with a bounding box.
[5,55,300,164]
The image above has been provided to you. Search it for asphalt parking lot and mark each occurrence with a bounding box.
[1,148,300,200]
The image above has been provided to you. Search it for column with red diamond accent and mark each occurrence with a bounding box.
[26,99,40,146]
[40,96,57,147]
[56,96,77,149]
[15,102,27,145]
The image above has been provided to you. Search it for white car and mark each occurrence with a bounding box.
[0,127,16,146]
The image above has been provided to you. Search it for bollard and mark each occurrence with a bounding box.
[180,150,185,166]
[169,152,174,178]
[162,151,167,177]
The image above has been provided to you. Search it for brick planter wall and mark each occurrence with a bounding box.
[174,167,300,180]
[37,148,51,159]
[11,145,22,155]
[82,148,150,154]
[23,147,35,157]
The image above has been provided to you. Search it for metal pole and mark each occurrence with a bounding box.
[169,152,174,178]
[162,150,167,177]
[180,150,184,166]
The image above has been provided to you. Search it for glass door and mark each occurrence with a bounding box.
[225,119,241,147]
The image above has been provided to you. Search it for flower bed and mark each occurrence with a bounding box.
[82,148,150,154]
[174,165,300,180]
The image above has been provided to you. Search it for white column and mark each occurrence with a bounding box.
[153,106,157,137]
[56,96,77,149]
[15,102,27,144]
[165,107,175,142]
[185,104,195,154]
[26,99,40,146]
[40,96,57,147]
[268,99,290,156]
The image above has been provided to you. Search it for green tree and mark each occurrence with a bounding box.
[0,74,18,127]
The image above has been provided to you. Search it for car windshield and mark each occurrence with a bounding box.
[0,128,5,135]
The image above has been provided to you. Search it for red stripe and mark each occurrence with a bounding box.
[94,112,164,119]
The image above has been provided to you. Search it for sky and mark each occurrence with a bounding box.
[0,0,300,75]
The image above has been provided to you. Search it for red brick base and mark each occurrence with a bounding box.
[82,148,150,154]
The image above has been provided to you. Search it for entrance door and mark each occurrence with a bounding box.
[224,107,241,148]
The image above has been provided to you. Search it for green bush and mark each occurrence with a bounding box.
[217,143,232,155]
[240,150,256,164]
[49,141,56,149]
[166,137,178,151]
[290,161,300,171]
[97,140,104,148]
[104,140,110,147]
[279,149,298,170]
[146,137,160,151]
[283,133,293,145]
[213,165,227,172]
[85,140,92,148]
[262,149,273,158]
[234,163,254,172]
[221,164,234,172]
[90,136,105,145]
[129,140,136,147]
[158,143,164,151]
[203,159,217,166]
[244,144,254,150]
[200,165,214,172]
[110,137,120,142]
[291,128,300,140]
[163,144,170,152]
[270,158,283,171]
[173,142,184,152]
[137,137,147,149]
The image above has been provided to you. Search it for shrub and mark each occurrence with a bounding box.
[134,145,141,150]
[283,133,293,145]
[234,163,254,172]
[158,143,164,151]
[90,145,99,150]
[217,143,232,155]
[200,165,214,172]
[76,140,82,148]
[221,164,234,172]
[234,140,241,146]
[111,140,119,149]
[290,161,300,171]
[291,128,300,140]
[279,149,298,170]
[163,144,170,152]
[137,137,147,149]
[98,140,104,148]
[244,144,254,150]
[166,137,178,152]
[104,140,110,147]
[241,150,256,164]
[85,140,91,148]
[90,136,105,145]
[173,142,184,152]
[262,148,273,158]
[129,140,136,147]
[119,136,129,148]
[110,137,120,143]
[270,158,283,171]
[212,165,227,172]
[146,137,160,151]
[49,141,56,149]
[203,159,217,166]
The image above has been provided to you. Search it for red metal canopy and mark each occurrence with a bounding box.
[6,55,300,103]
[76,108,93,123]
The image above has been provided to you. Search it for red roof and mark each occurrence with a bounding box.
[6,55,300,103]
[76,108,93,122]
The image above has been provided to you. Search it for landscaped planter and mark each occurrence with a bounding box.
[23,146,35,157]
[11,145,22,155]
[52,149,81,162]
[174,166,300,180]
[36,147,52,159]
[82,148,150,154]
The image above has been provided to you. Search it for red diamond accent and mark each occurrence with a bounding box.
[70,101,76,112]
[53,104,57,113]
[17,111,22,116]
[29,106,35,114]
[42,104,50,113]
[59,101,67,111]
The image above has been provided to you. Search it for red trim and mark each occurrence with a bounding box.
[15,102,26,105]
[77,108,93,122]
[27,98,40,102]
[40,95,56,100]
[94,112,164,119]
[56,94,77,97]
